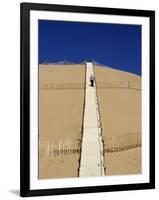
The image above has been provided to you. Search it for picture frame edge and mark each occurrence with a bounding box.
[20,2,155,197]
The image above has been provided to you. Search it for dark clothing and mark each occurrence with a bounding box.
[90,80,94,87]
[90,75,95,87]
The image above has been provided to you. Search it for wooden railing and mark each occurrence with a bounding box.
[39,83,85,90]
[39,138,81,157]
[39,82,141,90]
[102,132,141,153]
[96,81,141,90]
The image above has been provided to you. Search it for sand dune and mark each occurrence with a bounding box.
[39,64,85,83]
[39,64,85,179]
[105,147,141,175]
[94,65,141,82]
[39,63,141,178]
[94,65,141,175]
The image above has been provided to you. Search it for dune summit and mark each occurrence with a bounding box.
[38,62,141,179]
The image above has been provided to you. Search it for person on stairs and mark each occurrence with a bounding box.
[90,74,95,87]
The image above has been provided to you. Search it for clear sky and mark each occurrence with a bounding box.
[39,20,141,75]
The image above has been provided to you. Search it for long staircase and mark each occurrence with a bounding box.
[79,62,105,177]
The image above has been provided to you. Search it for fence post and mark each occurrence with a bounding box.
[45,142,49,157]
[112,136,115,152]
[124,135,127,150]
[51,141,54,157]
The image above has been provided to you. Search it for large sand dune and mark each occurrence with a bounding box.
[39,64,85,179]
[39,63,141,178]
[94,65,141,175]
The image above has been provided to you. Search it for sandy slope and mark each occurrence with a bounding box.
[106,147,141,175]
[39,64,85,179]
[39,63,141,178]
[94,65,141,175]
[39,64,85,83]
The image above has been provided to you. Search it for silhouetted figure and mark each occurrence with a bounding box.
[90,75,95,87]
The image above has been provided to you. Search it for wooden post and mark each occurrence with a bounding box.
[51,141,54,157]
[112,136,115,152]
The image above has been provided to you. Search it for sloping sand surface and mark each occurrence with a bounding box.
[94,65,141,82]
[39,64,85,179]
[39,64,85,83]
[39,63,141,178]
[96,89,141,138]
[94,65,141,175]
[106,147,141,175]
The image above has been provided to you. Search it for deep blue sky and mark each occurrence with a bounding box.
[39,20,141,75]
